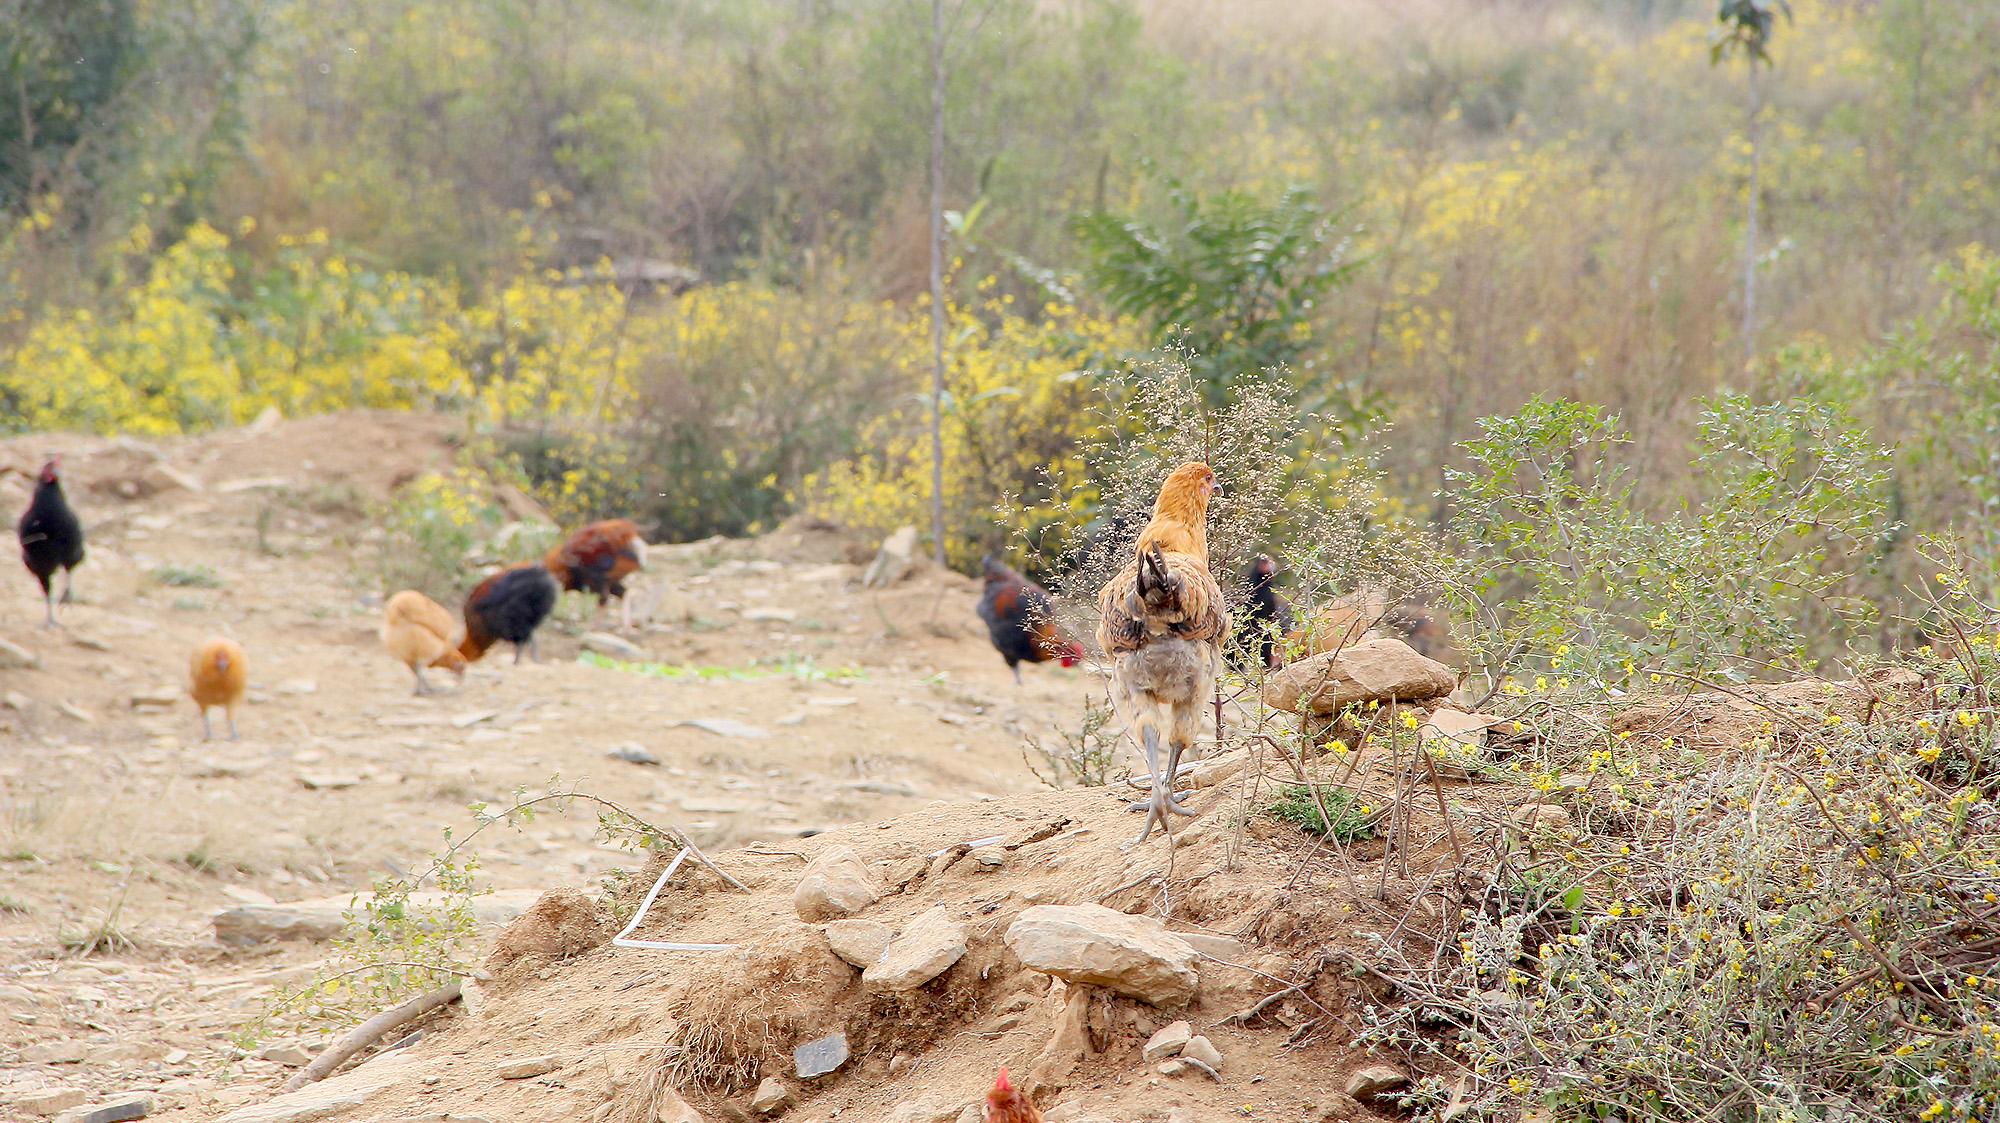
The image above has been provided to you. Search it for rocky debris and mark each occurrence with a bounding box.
[3,690,29,710]
[822,918,894,969]
[53,1094,154,1123]
[0,637,40,669]
[581,632,645,660]
[1262,637,1457,714]
[655,1087,706,1123]
[1344,1063,1411,1102]
[607,744,660,766]
[793,1031,850,1079]
[296,772,362,791]
[793,845,881,922]
[495,1054,559,1079]
[127,685,186,708]
[142,463,205,495]
[888,1102,960,1123]
[861,525,920,589]
[1142,1020,1192,1062]
[212,888,541,946]
[742,606,797,623]
[1003,904,1200,1007]
[14,1087,86,1116]
[484,888,610,981]
[971,849,1005,872]
[1181,1035,1224,1070]
[863,906,967,991]
[1512,803,1572,832]
[750,1078,792,1114]
[1420,708,1501,777]
[21,1042,87,1064]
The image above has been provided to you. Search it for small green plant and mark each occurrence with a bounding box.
[151,563,222,588]
[1023,695,1120,788]
[1265,783,1377,842]
[171,596,208,612]
[60,883,135,955]
[0,895,30,915]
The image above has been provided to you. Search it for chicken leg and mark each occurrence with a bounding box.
[411,664,433,696]
[199,708,213,741]
[1130,725,1197,844]
[60,569,73,605]
[41,589,57,629]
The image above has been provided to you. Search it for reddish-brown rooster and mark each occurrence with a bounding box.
[545,519,648,631]
[977,554,1083,684]
[984,1067,1040,1123]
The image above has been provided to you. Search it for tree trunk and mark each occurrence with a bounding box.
[1742,58,1763,372]
[927,0,949,567]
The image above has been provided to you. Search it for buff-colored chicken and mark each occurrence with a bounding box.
[983,1066,1040,1123]
[188,637,248,741]
[381,589,467,694]
[1096,462,1229,843]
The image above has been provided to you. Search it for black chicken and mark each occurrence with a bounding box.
[18,456,85,628]
[1234,553,1292,671]
[457,563,559,664]
[977,554,1083,684]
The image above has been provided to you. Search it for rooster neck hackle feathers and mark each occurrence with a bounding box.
[1134,461,1215,562]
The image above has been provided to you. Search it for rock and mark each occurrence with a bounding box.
[1174,932,1243,960]
[793,1031,849,1079]
[3,690,29,710]
[53,1094,154,1123]
[277,678,318,696]
[247,405,284,433]
[21,1042,87,1064]
[864,906,967,991]
[14,1087,86,1116]
[128,687,181,709]
[742,607,797,623]
[1512,804,1572,832]
[1181,1035,1223,1070]
[608,744,660,766]
[582,632,645,660]
[971,850,1005,872]
[1003,904,1200,1007]
[142,463,205,495]
[822,919,894,969]
[1262,637,1456,714]
[955,1107,983,1123]
[257,1042,313,1066]
[1344,1063,1410,1102]
[0,638,40,669]
[862,525,920,589]
[296,773,362,791]
[792,846,881,922]
[212,888,541,946]
[496,1054,559,1079]
[888,1103,959,1123]
[750,1077,791,1114]
[213,1052,419,1123]
[1142,1020,1192,1062]
[1424,708,1498,747]
[654,1087,706,1123]
[677,718,772,740]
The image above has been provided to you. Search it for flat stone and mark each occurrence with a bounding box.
[1182,1035,1223,1070]
[1262,637,1457,714]
[53,1093,154,1123]
[258,1043,313,1066]
[1002,904,1200,1007]
[607,744,660,766]
[143,464,205,494]
[1344,1063,1410,1102]
[0,638,40,669]
[496,1054,559,1079]
[970,850,1005,872]
[677,718,771,740]
[1143,1020,1192,1062]
[1157,1059,1191,1077]
[21,1041,87,1064]
[792,845,881,922]
[213,1051,418,1123]
[296,773,362,791]
[129,688,181,710]
[1512,804,1572,832]
[655,1087,706,1123]
[212,888,541,946]
[750,1077,790,1114]
[822,919,894,969]
[863,906,967,991]
[793,1031,849,1079]
[581,632,645,660]
[742,607,797,623]
[3,691,30,710]
[13,1087,86,1116]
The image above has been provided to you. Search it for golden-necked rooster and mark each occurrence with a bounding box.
[1095,462,1229,843]
[545,519,647,631]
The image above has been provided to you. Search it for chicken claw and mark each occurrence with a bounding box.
[1129,727,1196,845]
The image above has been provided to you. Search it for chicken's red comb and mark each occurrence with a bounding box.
[993,1066,1014,1094]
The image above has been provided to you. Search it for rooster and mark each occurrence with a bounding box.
[1096,462,1229,843]
[977,554,1083,684]
[17,456,85,628]
[545,519,647,631]
[1233,553,1292,671]
[459,564,559,664]
[984,1066,1040,1123]
[381,590,468,694]
[189,637,248,741]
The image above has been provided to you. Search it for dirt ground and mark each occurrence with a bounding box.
[3,412,1173,1118]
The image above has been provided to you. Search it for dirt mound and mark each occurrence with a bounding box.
[217,769,1419,1123]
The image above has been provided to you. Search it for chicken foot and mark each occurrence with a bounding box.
[1130,725,1197,844]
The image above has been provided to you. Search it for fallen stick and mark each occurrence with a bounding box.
[282,980,463,1092]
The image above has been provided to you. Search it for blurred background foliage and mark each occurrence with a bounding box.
[4,0,2000,660]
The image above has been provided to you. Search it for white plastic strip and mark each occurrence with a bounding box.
[611,849,738,952]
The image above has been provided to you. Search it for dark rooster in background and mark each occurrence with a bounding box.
[545,518,647,631]
[1234,553,1293,671]
[18,456,85,628]
[458,564,559,664]
[977,554,1083,684]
